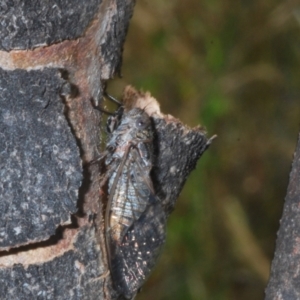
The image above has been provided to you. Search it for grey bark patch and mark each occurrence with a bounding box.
[0,68,82,249]
[100,0,135,77]
[0,227,104,300]
[0,0,103,50]
[152,117,211,215]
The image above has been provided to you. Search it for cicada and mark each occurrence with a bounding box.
[100,101,166,299]
[95,87,214,299]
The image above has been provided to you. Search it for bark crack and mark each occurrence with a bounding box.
[0,220,80,267]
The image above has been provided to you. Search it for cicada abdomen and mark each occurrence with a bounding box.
[104,107,166,299]
[110,200,166,299]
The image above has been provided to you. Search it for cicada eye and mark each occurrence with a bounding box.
[136,118,148,129]
[137,120,144,127]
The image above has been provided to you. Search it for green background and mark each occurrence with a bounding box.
[108,1,300,299]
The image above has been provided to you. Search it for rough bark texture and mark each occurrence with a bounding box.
[0,2,214,300]
[265,134,300,300]
[0,68,81,249]
[0,0,103,50]
[0,1,135,299]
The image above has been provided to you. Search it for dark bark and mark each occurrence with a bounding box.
[0,2,214,299]
[0,1,135,299]
[265,134,300,300]
[0,68,81,248]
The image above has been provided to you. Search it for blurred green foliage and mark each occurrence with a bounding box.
[108,1,300,299]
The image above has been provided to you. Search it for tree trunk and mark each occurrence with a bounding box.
[0,1,135,299]
[0,1,216,299]
[265,134,300,300]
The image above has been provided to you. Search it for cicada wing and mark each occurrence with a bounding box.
[105,143,163,299]
[105,146,131,263]
[105,146,154,262]
[110,200,167,299]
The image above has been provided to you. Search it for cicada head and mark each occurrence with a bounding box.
[121,108,153,142]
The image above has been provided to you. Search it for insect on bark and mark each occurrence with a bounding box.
[97,95,166,299]
[94,87,215,299]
